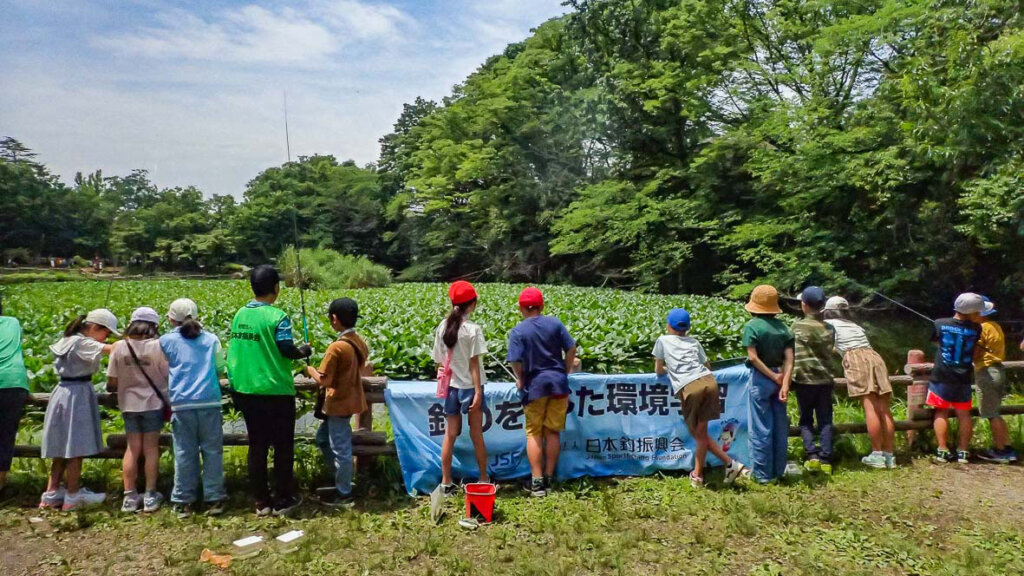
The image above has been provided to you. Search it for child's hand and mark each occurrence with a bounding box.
[470,390,483,412]
[772,373,784,386]
[778,385,789,402]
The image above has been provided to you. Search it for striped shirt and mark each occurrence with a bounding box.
[824,319,872,355]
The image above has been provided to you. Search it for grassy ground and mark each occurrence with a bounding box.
[2,456,1023,576]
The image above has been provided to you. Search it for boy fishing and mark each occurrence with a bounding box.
[927,293,983,464]
[974,297,1016,463]
[227,265,312,516]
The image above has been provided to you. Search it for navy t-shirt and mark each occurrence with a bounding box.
[930,317,981,389]
[506,315,576,404]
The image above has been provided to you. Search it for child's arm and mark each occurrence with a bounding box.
[779,347,794,401]
[654,358,668,376]
[469,354,484,410]
[564,345,578,375]
[511,361,524,390]
[746,346,782,385]
[106,376,118,393]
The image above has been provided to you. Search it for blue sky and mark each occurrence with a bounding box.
[0,0,568,196]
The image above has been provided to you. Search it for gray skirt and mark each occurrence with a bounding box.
[41,380,104,458]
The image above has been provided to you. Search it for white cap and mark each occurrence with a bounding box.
[167,298,199,323]
[130,306,160,325]
[85,308,120,336]
[823,296,849,311]
[953,292,984,315]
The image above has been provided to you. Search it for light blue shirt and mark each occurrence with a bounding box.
[160,327,224,411]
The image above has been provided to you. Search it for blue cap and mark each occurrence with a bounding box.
[800,286,826,309]
[667,308,691,330]
[981,296,996,317]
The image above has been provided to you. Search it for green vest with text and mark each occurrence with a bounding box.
[227,304,295,396]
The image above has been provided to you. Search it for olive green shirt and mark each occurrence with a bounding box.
[790,317,836,385]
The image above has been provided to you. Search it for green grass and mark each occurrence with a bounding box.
[2,459,1023,575]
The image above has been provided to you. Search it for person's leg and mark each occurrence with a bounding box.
[441,414,461,485]
[771,393,789,479]
[123,432,142,494]
[692,420,709,479]
[817,387,835,464]
[876,394,895,454]
[523,397,547,480]
[46,458,66,492]
[991,417,1010,451]
[270,396,296,503]
[746,373,776,483]
[170,411,200,504]
[142,431,161,493]
[793,385,819,461]
[862,395,883,452]
[197,408,226,503]
[315,419,336,479]
[467,406,490,483]
[543,430,561,479]
[541,396,568,480]
[329,416,354,496]
[979,367,1009,450]
[0,388,27,489]
[955,408,973,452]
[65,457,83,493]
[235,393,271,505]
[933,408,950,451]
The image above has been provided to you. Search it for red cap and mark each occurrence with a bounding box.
[448,280,478,306]
[518,287,544,308]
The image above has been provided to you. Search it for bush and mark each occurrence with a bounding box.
[279,246,391,290]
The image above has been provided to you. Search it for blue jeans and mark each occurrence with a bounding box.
[170,407,226,504]
[315,415,353,496]
[747,370,789,482]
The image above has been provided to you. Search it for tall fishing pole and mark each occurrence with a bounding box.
[284,91,309,344]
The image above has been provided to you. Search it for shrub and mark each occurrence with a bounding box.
[279,246,391,290]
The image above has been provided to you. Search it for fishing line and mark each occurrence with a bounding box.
[487,350,517,381]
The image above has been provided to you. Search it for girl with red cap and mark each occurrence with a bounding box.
[431,281,490,493]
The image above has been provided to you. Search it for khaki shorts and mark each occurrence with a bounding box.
[678,374,721,432]
[524,395,569,437]
[975,365,1006,419]
[843,348,892,398]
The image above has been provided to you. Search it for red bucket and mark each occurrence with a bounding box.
[464,483,496,523]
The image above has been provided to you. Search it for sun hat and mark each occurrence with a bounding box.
[953,292,984,315]
[130,306,161,325]
[85,308,120,336]
[823,296,849,311]
[800,286,826,309]
[744,285,782,315]
[667,308,691,331]
[980,296,996,317]
[518,287,544,308]
[448,280,478,306]
[167,298,199,323]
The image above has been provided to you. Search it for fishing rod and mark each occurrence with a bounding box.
[284,91,309,345]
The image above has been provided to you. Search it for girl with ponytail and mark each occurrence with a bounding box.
[430,281,490,494]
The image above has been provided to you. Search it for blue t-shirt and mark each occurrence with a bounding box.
[930,317,981,391]
[160,328,225,411]
[506,315,576,404]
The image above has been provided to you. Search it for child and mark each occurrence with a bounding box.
[927,293,984,464]
[227,265,312,516]
[654,307,749,488]
[789,287,838,474]
[160,298,227,518]
[822,296,896,469]
[508,287,578,497]
[432,280,490,494]
[974,298,1016,463]
[0,296,29,496]
[304,298,369,508]
[741,285,794,484]
[40,309,119,511]
[107,307,169,513]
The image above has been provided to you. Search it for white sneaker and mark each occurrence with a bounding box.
[121,491,143,513]
[724,460,749,485]
[39,488,66,509]
[143,491,164,513]
[62,487,106,511]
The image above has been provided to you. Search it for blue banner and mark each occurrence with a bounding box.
[385,365,752,495]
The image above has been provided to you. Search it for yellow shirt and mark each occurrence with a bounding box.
[974,319,1005,370]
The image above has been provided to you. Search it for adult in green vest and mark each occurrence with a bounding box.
[227,265,312,517]
[0,296,29,497]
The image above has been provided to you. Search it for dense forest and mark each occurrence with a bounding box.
[2,0,1022,312]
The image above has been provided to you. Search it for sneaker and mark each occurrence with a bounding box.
[526,477,546,498]
[39,488,66,510]
[273,495,303,517]
[820,463,833,475]
[62,487,106,511]
[173,503,195,519]
[319,491,356,509]
[956,450,970,464]
[440,483,459,497]
[862,452,887,469]
[143,491,164,513]
[689,472,704,489]
[205,500,226,517]
[977,449,1008,464]
[933,449,954,464]
[884,453,896,469]
[254,502,272,517]
[723,460,749,484]
[803,459,821,473]
[1000,448,1019,463]
[121,491,142,513]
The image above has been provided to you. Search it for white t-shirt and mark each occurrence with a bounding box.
[50,334,105,378]
[824,319,872,354]
[107,338,170,413]
[652,334,712,394]
[431,318,488,389]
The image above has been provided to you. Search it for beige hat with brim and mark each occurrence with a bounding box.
[745,285,783,315]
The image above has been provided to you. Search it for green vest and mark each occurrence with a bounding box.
[0,317,29,391]
[227,304,295,395]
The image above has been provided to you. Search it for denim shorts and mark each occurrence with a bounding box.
[444,387,478,415]
[123,409,165,434]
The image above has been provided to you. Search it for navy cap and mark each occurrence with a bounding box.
[800,286,826,309]
[667,308,691,330]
